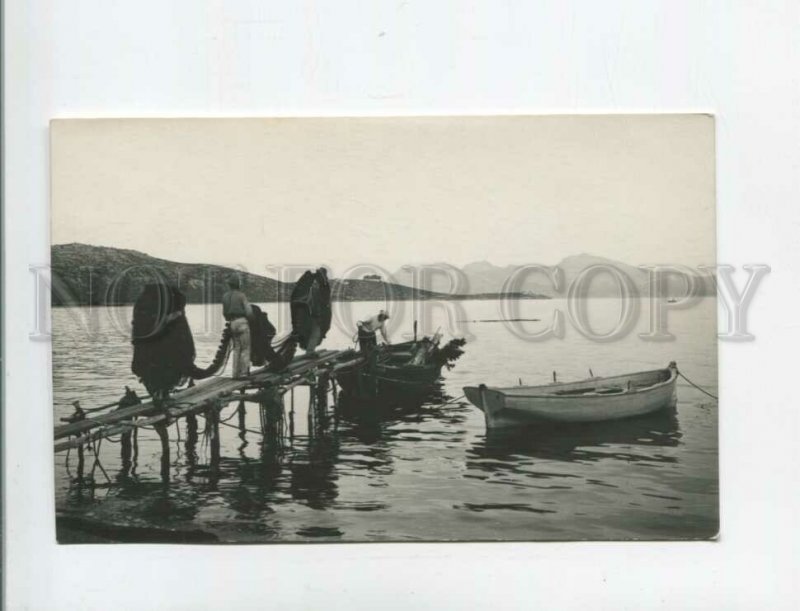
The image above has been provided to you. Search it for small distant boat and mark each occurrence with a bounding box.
[464,362,678,429]
[667,298,679,303]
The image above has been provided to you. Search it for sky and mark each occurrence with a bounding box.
[51,115,715,276]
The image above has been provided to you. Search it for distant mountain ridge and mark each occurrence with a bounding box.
[394,254,716,297]
[49,243,545,306]
[50,244,714,306]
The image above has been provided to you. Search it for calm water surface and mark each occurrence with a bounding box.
[53,298,718,541]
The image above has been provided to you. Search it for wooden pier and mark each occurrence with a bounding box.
[54,349,365,481]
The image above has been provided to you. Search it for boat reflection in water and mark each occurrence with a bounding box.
[58,380,686,542]
[469,406,681,467]
[337,380,449,419]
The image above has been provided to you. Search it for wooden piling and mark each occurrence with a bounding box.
[307,388,316,433]
[331,378,339,430]
[53,349,367,483]
[208,403,221,470]
[120,427,132,468]
[289,387,295,439]
[132,423,139,465]
[316,374,329,429]
[154,422,170,482]
[76,442,85,481]
[237,401,246,432]
[186,412,198,441]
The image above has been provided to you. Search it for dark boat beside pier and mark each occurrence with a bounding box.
[336,336,467,403]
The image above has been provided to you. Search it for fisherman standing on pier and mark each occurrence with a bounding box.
[356,310,391,352]
[222,275,254,379]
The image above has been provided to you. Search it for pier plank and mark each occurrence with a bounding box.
[54,349,361,444]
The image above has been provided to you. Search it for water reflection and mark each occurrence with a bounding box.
[468,408,681,468]
[289,435,341,509]
[338,380,453,422]
[55,299,718,542]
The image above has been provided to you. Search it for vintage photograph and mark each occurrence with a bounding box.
[50,115,718,543]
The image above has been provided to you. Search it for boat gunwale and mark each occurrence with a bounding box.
[466,367,677,401]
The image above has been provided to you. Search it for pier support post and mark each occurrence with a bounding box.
[120,426,132,471]
[132,421,139,467]
[183,412,198,471]
[76,442,85,482]
[289,387,295,440]
[316,374,329,429]
[68,402,87,482]
[238,401,246,433]
[154,421,170,482]
[259,387,284,443]
[208,402,221,471]
[307,388,316,434]
[185,412,198,443]
[331,378,339,430]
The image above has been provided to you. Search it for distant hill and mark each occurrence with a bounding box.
[50,243,544,306]
[51,243,292,306]
[394,254,717,298]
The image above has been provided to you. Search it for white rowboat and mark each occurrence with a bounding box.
[464,362,678,429]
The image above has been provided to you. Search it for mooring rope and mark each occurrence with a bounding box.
[195,411,264,437]
[219,404,244,423]
[677,369,718,401]
[438,394,466,407]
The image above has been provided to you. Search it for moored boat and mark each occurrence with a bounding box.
[464,362,678,429]
[337,336,466,403]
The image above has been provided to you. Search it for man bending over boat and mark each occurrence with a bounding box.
[356,310,390,352]
[222,275,254,379]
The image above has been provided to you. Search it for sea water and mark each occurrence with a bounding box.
[52,298,718,541]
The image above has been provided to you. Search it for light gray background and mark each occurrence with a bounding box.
[4,1,795,609]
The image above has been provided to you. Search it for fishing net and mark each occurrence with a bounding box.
[290,269,332,350]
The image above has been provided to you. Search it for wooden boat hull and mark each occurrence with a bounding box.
[464,365,678,428]
[336,340,444,401]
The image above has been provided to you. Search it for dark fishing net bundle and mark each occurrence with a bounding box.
[190,326,232,380]
[250,304,299,371]
[131,283,231,394]
[130,271,334,395]
[432,338,468,370]
[131,283,197,396]
[290,269,332,350]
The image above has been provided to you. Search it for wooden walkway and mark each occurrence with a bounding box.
[54,348,364,454]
